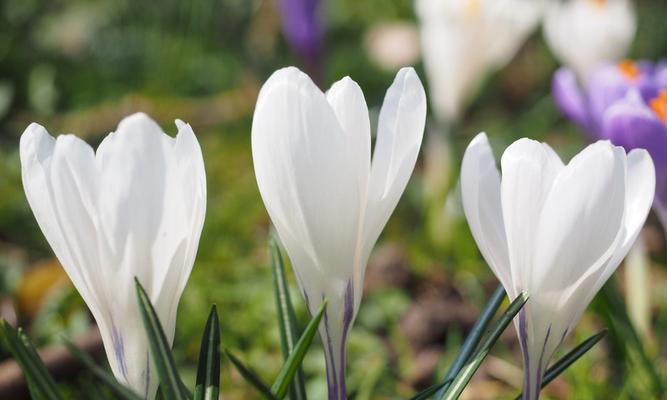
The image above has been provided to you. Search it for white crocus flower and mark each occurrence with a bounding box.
[252,66,426,399]
[415,0,544,122]
[544,0,636,81]
[20,113,207,399]
[460,133,654,400]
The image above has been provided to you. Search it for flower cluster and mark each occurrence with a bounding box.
[553,59,667,228]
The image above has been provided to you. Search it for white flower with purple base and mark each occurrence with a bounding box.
[251,66,426,399]
[460,133,654,400]
[20,113,207,399]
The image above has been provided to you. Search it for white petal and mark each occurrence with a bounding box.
[252,67,362,301]
[543,0,636,79]
[583,148,655,304]
[460,133,512,293]
[364,67,426,251]
[326,76,371,200]
[500,138,563,295]
[532,141,626,297]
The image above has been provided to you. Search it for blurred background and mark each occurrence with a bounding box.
[0,0,665,398]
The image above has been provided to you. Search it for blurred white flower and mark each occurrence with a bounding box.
[415,0,544,122]
[252,66,425,399]
[544,0,636,80]
[20,113,207,399]
[365,22,420,71]
[460,133,654,399]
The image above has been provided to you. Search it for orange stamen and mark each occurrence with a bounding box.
[590,0,607,8]
[618,60,640,81]
[650,90,667,123]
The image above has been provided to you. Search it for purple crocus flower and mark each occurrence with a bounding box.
[553,59,667,229]
[604,88,667,227]
[552,60,659,138]
[277,0,325,83]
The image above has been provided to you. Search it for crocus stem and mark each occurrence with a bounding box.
[518,310,544,400]
[323,342,347,400]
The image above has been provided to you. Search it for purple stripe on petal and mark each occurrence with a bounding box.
[322,300,339,400]
[535,324,552,391]
[336,281,354,397]
[518,311,532,399]
[111,323,129,380]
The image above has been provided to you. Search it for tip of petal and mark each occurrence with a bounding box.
[20,123,55,164]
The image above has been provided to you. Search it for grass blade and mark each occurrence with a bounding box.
[225,350,278,400]
[0,320,63,400]
[271,239,307,400]
[435,284,505,399]
[514,330,607,399]
[134,278,189,400]
[409,379,451,400]
[193,305,221,400]
[270,300,327,399]
[442,292,529,400]
[600,278,663,397]
[64,340,143,400]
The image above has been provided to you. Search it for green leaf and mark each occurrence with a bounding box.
[134,278,189,400]
[435,284,505,399]
[600,278,663,397]
[442,292,529,400]
[409,379,451,400]
[514,330,607,399]
[193,305,221,400]
[271,299,327,399]
[64,340,143,400]
[225,350,278,400]
[0,319,63,400]
[270,239,307,400]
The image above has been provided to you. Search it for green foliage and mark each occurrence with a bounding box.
[135,278,190,400]
[193,305,221,400]
[0,320,63,400]
[442,292,529,400]
[64,341,142,400]
[271,239,307,400]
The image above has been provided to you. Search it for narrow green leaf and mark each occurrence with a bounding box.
[514,330,607,399]
[225,350,278,400]
[435,284,505,399]
[0,320,64,400]
[271,239,307,400]
[193,305,221,400]
[442,292,529,400]
[271,300,327,399]
[64,340,143,400]
[600,279,663,396]
[409,379,452,400]
[134,278,189,400]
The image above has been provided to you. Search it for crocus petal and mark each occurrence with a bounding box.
[460,133,511,292]
[603,91,667,205]
[552,68,593,133]
[415,0,543,122]
[20,113,205,399]
[518,142,627,399]
[543,0,636,80]
[574,149,655,322]
[252,67,367,400]
[364,67,426,274]
[326,76,372,198]
[500,138,563,297]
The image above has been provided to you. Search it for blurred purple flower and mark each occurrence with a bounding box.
[277,0,325,81]
[553,59,667,228]
[604,88,667,227]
